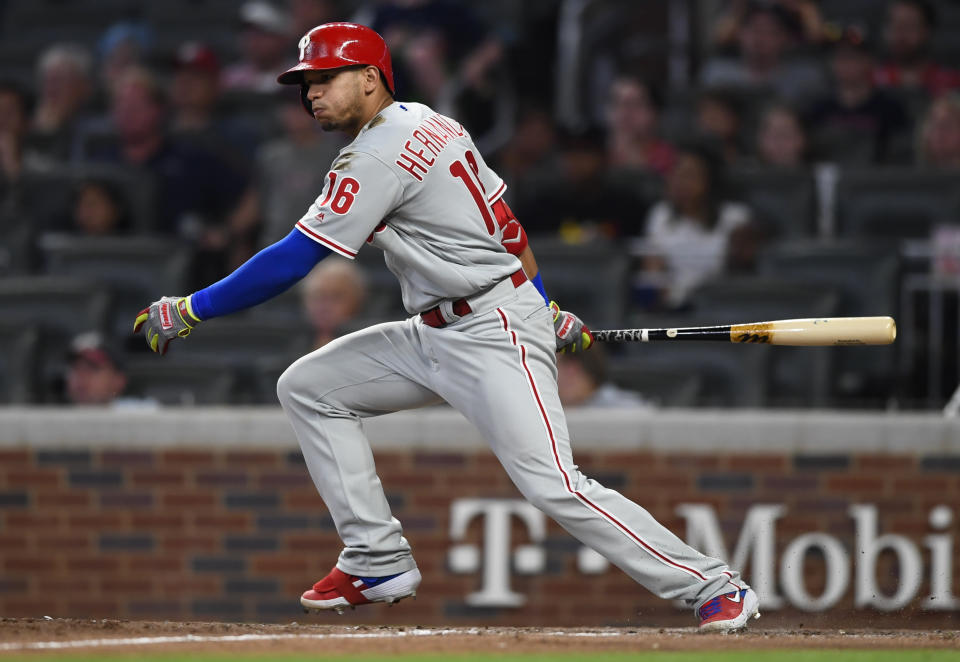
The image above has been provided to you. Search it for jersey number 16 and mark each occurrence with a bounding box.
[319,171,361,215]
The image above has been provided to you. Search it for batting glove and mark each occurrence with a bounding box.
[550,301,594,353]
[133,296,202,356]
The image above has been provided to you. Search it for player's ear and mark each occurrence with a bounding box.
[361,65,381,93]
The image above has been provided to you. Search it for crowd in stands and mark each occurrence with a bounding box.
[1,0,959,409]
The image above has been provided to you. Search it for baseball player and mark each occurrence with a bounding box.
[134,23,759,632]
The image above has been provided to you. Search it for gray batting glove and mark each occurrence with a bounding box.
[133,295,202,356]
[550,301,594,353]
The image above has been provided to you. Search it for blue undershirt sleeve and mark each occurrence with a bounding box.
[531,272,549,305]
[190,229,332,320]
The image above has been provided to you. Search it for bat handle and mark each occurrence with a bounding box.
[593,329,647,343]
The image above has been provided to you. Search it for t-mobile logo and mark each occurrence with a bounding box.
[446,498,960,611]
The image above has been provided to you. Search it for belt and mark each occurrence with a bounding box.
[420,269,527,328]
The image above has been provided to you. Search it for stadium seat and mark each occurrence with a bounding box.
[688,278,841,408]
[125,358,238,406]
[14,165,158,234]
[355,249,408,321]
[0,27,103,78]
[758,241,899,317]
[250,355,301,405]
[245,284,308,326]
[215,90,285,142]
[0,222,34,275]
[887,87,933,127]
[0,323,39,403]
[618,342,771,408]
[0,276,111,403]
[606,167,665,209]
[605,362,703,408]
[0,44,43,82]
[156,318,311,368]
[818,0,887,34]
[809,125,878,165]
[0,276,109,336]
[757,241,900,405]
[932,10,960,65]
[660,88,698,144]
[145,0,245,27]
[3,0,136,29]
[39,234,192,336]
[835,168,960,240]
[531,238,630,329]
[725,166,817,238]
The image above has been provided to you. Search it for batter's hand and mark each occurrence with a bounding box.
[133,296,202,356]
[550,301,594,353]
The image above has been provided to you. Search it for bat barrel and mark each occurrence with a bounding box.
[734,317,897,346]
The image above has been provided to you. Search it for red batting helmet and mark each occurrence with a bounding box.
[278,23,394,113]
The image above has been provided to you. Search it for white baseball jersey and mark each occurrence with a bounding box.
[294,102,519,313]
[277,100,749,618]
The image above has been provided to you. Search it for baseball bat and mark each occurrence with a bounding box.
[593,316,896,346]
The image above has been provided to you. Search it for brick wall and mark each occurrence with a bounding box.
[1,442,958,627]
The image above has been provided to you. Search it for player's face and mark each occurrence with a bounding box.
[303,68,365,133]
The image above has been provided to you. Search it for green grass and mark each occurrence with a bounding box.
[4,652,959,662]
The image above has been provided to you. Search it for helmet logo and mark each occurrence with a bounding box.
[298,34,310,62]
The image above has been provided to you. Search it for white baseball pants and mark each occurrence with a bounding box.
[276,278,746,609]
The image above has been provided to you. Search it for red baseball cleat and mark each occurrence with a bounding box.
[697,588,761,633]
[301,566,421,614]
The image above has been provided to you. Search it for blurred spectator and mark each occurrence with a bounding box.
[806,26,911,164]
[875,0,960,97]
[253,97,347,247]
[170,43,222,135]
[916,94,960,168]
[696,88,744,164]
[51,178,132,236]
[365,0,494,102]
[364,0,507,146]
[700,2,827,110]
[436,36,510,153]
[640,142,756,310]
[97,21,153,99]
[65,22,155,160]
[222,1,294,94]
[0,80,57,244]
[30,44,95,157]
[291,0,342,37]
[65,332,156,409]
[0,80,54,187]
[82,67,250,285]
[515,127,640,240]
[557,346,652,409]
[711,0,827,50]
[753,102,809,167]
[300,258,368,350]
[491,103,560,203]
[169,42,259,163]
[604,75,675,177]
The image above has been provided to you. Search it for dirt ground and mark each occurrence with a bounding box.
[1,619,958,656]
